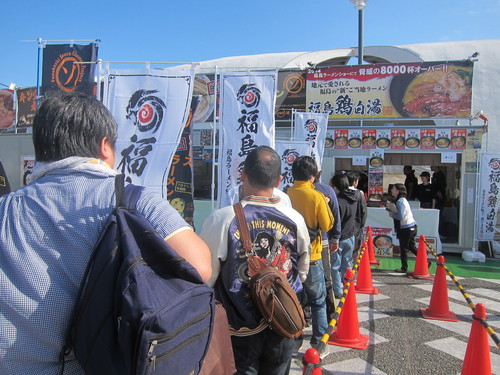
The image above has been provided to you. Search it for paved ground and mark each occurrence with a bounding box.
[289,268,500,375]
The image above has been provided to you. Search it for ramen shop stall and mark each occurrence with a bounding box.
[321,123,484,257]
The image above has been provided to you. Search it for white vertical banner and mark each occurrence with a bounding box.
[275,140,312,193]
[293,111,328,170]
[217,70,278,207]
[103,67,195,197]
[476,153,500,241]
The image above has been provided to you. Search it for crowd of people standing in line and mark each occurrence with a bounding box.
[3,90,437,375]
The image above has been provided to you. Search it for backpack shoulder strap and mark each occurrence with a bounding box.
[233,202,252,252]
[115,174,145,210]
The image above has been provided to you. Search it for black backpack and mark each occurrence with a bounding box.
[61,175,215,375]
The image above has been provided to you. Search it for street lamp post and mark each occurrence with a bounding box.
[349,0,368,65]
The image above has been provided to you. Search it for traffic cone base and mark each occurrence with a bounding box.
[407,272,434,281]
[355,285,379,295]
[328,330,369,350]
[420,307,458,322]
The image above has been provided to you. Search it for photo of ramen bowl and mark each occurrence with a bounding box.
[377,138,390,148]
[335,136,348,147]
[406,137,420,148]
[369,194,382,201]
[370,156,384,167]
[451,135,466,147]
[421,136,435,147]
[348,137,362,148]
[436,137,451,148]
[391,136,405,147]
[362,136,376,146]
[374,235,393,250]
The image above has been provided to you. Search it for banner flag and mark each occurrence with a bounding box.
[103,68,195,198]
[275,140,311,193]
[476,153,500,241]
[217,71,277,207]
[41,43,98,95]
[0,89,16,129]
[16,87,37,127]
[0,160,11,197]
[275,70,306,121]
[306,60,473,119]
[166,98,198,229]
[293,111,328,170]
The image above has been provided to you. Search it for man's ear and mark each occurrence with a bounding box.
[274,174,282,188]
[99,137,115,167]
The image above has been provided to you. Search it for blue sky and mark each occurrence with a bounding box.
[1,0,499,88]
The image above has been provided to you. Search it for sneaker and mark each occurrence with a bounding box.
[394,268,407,273]
[311,343,330,359]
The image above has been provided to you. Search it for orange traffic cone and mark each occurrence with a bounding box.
[366,227,380,265]
[328,269,369,350]
[461,303,491,375]
[408,235,432,279]
[355,244,379,295]
[420,256,458,321]
[302,347,322,374]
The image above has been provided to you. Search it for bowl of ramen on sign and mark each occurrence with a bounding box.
[391,136,405,147]
[436,137,451,148]
[374,235,393,256]
[362,136,376,147]
[406,137,420,148]
[421,136,435,147]
[348,137,362,148]
[325,137,334,148]
[377,138,390,148]
[335,136,348,147]
[451,136,466,147]
[370,156,383,167]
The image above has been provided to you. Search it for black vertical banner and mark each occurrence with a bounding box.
[41,43,98,96]
[17,87,37,127]
[0,161,11,197]
[166,99,198,229]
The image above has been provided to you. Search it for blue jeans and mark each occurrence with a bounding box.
[231,329,293,375]
[330,236,355,296]
[302,260,328,345]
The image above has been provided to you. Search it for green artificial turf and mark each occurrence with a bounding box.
[375,253,500,280]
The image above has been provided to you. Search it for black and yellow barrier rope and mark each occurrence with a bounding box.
[303,243,368,375]
[423,238,500,351]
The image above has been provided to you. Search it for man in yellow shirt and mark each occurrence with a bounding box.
[287,156,334,357]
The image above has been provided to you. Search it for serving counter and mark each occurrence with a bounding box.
[366,207,442,254]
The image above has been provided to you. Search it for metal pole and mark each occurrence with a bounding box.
[358,8,364,65]
[36,37,43,107]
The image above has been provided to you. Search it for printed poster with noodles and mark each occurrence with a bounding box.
[0,89,16,129]
[370,227,393,257]
[217,71,277,208]
[103,67,195,198]
[390,129,405,150]
[362,128,376,149]
[376,129,391,149]
[368,150,384,204]
[293,111,328,170]
[348,129,362,149]
[333,129,348,149]
[435,129,451,150]
[450,128,467,150]
[275,140,311,193]
[420,128,436,149]
[306,60,473,119]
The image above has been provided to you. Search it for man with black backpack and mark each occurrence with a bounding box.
[0,91,212,375]
[200,146,310,374]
